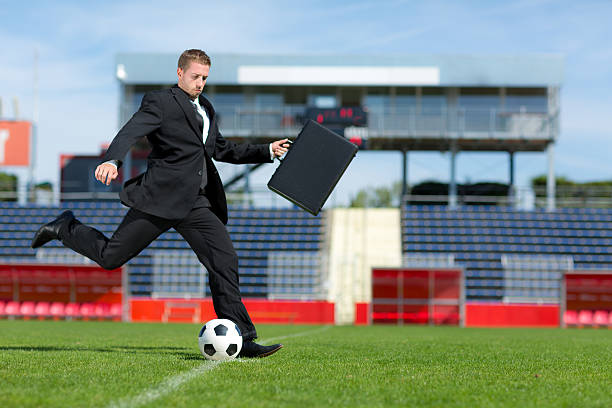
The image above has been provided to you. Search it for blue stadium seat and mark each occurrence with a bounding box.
[0,202,325,299]
[402,204,612,302]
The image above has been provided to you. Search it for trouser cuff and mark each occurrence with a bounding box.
[241,329,257,341]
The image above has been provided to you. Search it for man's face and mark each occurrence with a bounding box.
[177,61,210,99]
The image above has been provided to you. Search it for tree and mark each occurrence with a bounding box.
[0,172,17,201]
[531,175,612,207]
[531,175,574,188]
[531,175,612,195]
[531,175,612,188]
[349,181,403,208]
[35,182,53,191]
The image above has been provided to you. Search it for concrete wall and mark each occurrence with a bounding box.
[325,208,402,324]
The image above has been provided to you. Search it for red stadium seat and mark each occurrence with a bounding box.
[110,303,122,321]
[609,312,612,328]
[563,310,578,326]
[64,303,81,319]
[4,301,20,317]
[80,303,96,320]
[94,303,110,319]
[0,300,5,317]
[20,301,36,319]
[49,302,65,320]
[34,302,51,320]
[593,310,608,327]
[577,310,593,327]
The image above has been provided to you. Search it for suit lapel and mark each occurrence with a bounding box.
[171,86,204,147]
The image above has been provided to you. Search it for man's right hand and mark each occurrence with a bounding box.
[95,163,119,186]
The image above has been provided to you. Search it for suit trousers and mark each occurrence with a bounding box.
[58,195,257,340]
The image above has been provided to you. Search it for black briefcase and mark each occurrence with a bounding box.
[267,120,358,215]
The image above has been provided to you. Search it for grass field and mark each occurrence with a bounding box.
[1,321,611,407]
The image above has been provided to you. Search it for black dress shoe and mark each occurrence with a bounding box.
[31,210,75,249]
[238,341,283,358]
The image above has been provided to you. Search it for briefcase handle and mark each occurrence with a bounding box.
[275,139,294,163]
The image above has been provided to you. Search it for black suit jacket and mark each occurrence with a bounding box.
[102,85,272,223]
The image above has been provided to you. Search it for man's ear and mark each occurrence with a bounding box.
[177,67,183,79]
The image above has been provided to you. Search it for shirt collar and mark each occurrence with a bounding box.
[174,84,197,102]
[173,84,212,117]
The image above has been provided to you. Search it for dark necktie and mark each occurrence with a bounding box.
[192,102,207,191]
[192,102,204,132]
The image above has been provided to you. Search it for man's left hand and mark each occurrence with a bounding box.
[271,139,291,158]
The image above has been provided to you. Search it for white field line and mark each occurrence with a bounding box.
[107,325,332,408]
[260,325,332,345]
[107,361,221,408]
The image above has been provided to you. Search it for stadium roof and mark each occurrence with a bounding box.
[115,52,564,87]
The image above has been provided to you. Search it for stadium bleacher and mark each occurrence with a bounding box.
[0,201,325,299]
[3,200,611,326]
[401,204,612,302]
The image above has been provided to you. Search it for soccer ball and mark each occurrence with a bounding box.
[198,318,243,361]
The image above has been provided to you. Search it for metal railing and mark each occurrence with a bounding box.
[120,103,558,139]
[532,185,612,208]
[366,107,556,139]
[404,193,612,209]
[2,185,611,209]
[501,255,573,304]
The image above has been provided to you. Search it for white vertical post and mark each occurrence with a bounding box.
[12,97,19,119]
[401,150,408,197]
[28,47,39,203]
[449,141,458,209]
[17,172,27,205]
[0,129,9,163]
[29,124,36,203]
[547,142,555,211]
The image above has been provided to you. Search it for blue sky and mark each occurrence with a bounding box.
[1,0,611,204]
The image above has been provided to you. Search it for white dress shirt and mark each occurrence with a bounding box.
[192,97,210,144]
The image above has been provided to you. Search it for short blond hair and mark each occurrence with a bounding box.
[178,49,211,70]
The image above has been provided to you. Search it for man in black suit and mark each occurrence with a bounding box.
[32,49,290,358]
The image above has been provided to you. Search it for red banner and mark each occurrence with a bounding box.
[130,298,335,324]
[0,121,31,166]
[371,267,463,325]
[565,272,612,311]
[465,303,559,327]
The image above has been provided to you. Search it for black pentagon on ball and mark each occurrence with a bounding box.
[198,325,206,337]
[226,343,238,356]
[204,344,216,356]
[214,324,228,336]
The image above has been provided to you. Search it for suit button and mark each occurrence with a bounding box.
[198,170,203,176]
